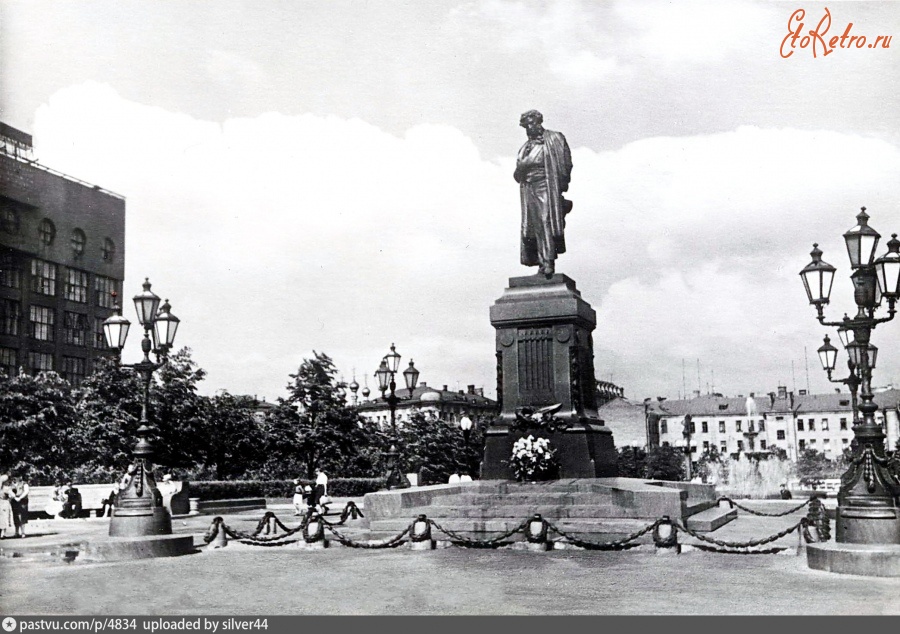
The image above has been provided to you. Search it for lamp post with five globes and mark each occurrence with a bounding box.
[800,207,900,544]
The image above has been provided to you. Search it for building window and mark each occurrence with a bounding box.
[799,439,806,450]
[720,441,727,451]
[703,440,710,451]
[719,421,726,433]
[748,421,755,432]
[38,219,56,245]
[662,441,669,447]
[62,356,86,387]
[0,250,21,289]
[690,445,697,453]
[758,421,765,431]
[29,305,55,341]
[102,238,115,262]
[660,420,668,434]
[842,438,849,445]
[0,299,21,336]
[30,259,57,296]
[737,440,744,451]
[65,269,89,303]
[822,419,829,431]
[840,418,848,430]
[71,229,86,256]
[824,438,830,446]
[1,205,20,234]
[701,421,708,433]
[735,421,742,432]
[63,312,88,346]
[776,416,784,421]
[95,276,118,308]
[797,420,804,431]
[28,351,53,373]
[93,317,107,349]
[777,430,786,440]
[0,347,16,376]
[689,420,696,434]
[809,421,815,431]
[760,440,767,450]
[718,404,728,411]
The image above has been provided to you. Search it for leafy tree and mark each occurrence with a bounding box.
[150,348,208,470]
[617,446,647,478]
[69,356,145,479]
[264,352,365,479]
[695,446,723,483]
[644,445,686,481]
[0,370,79,483]
[796,449,836,487]
[398,413,486,484]
[199,391,267,479]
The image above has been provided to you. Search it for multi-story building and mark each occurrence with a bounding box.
[648,385,900,462]
[0,122,125,385]
[357,382,497,428]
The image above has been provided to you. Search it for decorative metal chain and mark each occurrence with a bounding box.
[689,543,790,556]
[804,498,831,542]
[546,519,660,550]
[717,496,811,517]
[320,502,365,527]
[321,522,410,549]
[675,518,805,550]
[427,517,530,547]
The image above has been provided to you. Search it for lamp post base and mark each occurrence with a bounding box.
[109,506,173,537]
[836,506,900,544]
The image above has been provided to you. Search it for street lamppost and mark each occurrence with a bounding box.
[800,207,900,544]
[102,278,180,537]
[375,344,419,490]
[459,416,473,479]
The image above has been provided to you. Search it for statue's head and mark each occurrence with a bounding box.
[519,109,544,138]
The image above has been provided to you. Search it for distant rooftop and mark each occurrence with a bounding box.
[0,121,124,200]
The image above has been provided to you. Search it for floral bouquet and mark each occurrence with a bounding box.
[509,435,559,482]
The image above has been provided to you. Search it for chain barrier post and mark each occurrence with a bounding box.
[523,514,551,551]
[206,516,227,549]
[805,494,832,543]
[301,512,328,549]
[409,514,436,550]
[652,516,679,554]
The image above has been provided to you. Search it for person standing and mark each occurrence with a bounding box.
[11,476,29,537]
[0,474,14,538]
[291,479,305,516]
[312,469,329,513]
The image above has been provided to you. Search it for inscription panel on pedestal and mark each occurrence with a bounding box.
[517,326,555,405]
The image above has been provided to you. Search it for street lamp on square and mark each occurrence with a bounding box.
[102,278,180,537]
[375,344,419,490]
[800,207,900,544]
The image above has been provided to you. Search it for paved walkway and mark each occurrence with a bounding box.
[3,496,897,615]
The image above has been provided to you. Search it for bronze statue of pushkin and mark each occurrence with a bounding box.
[514,110,573,277]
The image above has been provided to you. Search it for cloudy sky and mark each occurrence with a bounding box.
[2,0,900,403]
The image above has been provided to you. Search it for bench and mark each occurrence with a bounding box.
[28,484,117,519]
[28,480,194,518]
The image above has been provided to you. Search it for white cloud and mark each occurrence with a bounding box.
[31,82,900,402]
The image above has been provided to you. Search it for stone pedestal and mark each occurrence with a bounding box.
[482,274,616,479]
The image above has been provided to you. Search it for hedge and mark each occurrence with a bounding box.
[188,478,385,500]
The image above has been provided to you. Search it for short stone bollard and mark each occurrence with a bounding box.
[188,498,201,516]
[409,514,436,550]
[300,514,328,549]
[208,517,228,549]
[652,516,679,555]
[523,514,552,552]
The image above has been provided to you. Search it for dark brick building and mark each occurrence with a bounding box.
[0,122,125,385]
